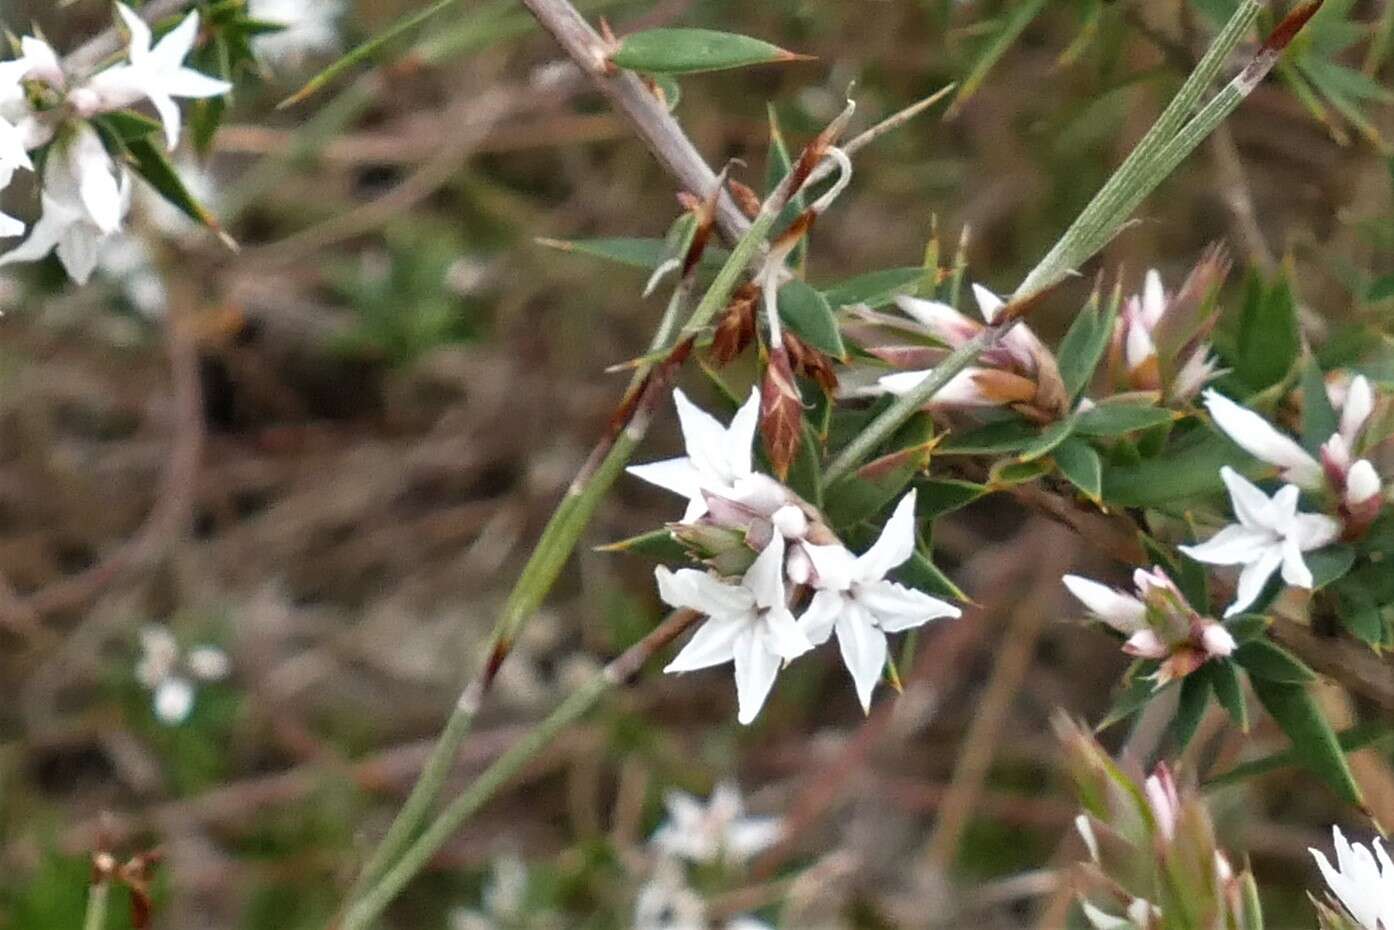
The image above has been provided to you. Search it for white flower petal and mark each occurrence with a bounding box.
[1227,545,1283,617]
[1219,466,1279,529]
[116,3,154,60]
[797,588,844,646]
[725,386,761,480]
[761,606,812,662]
[802,542,859,592]
[1179,523,1274,567]
[149,11,202,72]
[1293,513,1343,551]
[664,613,744,673]
[627,457,705,508]
[972,283,1006,324]
[743,535,786,611]
[856,490,919,581]
[655,566,754,619]
[1204,390,1322,487]
[856,580,960,633]
[1062,575,1148,633]
[893,295,979,345]
[1346,459,1382,507]
[1280,534,1315,589]
[1142,269,1167,327]
[153,676,195,724]
[732,627,781,725]
[835,607,887,713]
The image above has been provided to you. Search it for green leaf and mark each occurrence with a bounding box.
[1075,402,1176,437]
[1102,430,1248,507]
[1210,659,1248,731]
[895,548,967,602]
[939,418,1037,455]
[1369,274,1394,301]
[596,528,689,561]
[989,458,1052,487]
[779,278,846,358]
[124,136,222,232]
[822,267,924,310]
[1169,671,1211,752]
[609,28,809,75]
[536,236,726,271]
[1333,581,1389,647]
[1096,662,1165,731]
[950,0,1050,113]
[93,109,162,143]
[1053,437,1103,501]
[1223,613,1272,643]
[1206,719,1394,790]
[1299,357,1340,452]
[1234,639,1316,684]
[1018,417,1078,462]
[1248,676,1364,807]
[822,415,933,530]
[1305,544,1357,590]
[1056,291,1117,401]
[1234,267,1300,393]
[914,478,990,518]
[280,0,464,107]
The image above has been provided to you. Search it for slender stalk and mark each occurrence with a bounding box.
[1016,0,1262,298]
[81,879,110,930]
[340,610,701,930]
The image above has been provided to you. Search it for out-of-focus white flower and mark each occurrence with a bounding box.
[135,625,230,725]
[633,859,707,930]
[1180,467,1341,617]
[651,782,782,865]
[629,388,761,522]
[657,534,812,725]
[99,235,167,316]
[1310,827,1394,930]
[725,919,775,930]
[449,856,532,930]
[798,491,960,712]
[0,124,131,284]
[1081,898,1159,930]
[250,0,343,69]
[71,5,232,149]
[1063,566,1233,685]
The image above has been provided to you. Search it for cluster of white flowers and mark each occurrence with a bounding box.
[630,388,961,724]
[635,783,779,930]
[1310,827,1394,930]
[0,4,230,283]
[135,624,230,725]
[1181,378,1384,615]
[1063,565,1235,686]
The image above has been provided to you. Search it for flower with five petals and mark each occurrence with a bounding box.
[657,534,812,725]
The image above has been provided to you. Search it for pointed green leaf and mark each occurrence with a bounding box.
[1056,292,1117,400]
[1248,676,1363,807]
[1019,416,1078,463]
[895,548,967,602]
[914,478,990,518]
[1235,268,1300,392]
[1096,662,1165,731]
[822,267,924,310]
[1169,671,1211,752]
[1053,437,1103,501]
[939,418,1038,455]
[610,28,809,75]
[1075,402,1176,437]
[1210,659,1248,731]
[779,278,846,358]
[1300,357,1340,452]
[597,528,689,561]
[124,135,222,232]
[536,236,727,272]
[1306,544,1356,590]
[1234,639,1317,684]
[1102,430,1249,507]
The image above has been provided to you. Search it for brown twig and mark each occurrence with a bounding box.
[517,0,751,242]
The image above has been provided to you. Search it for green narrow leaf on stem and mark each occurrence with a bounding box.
[949,0,1050,115]
[1248,676,1364,808]
[610,27,811,74]
[1168,670,1211,752]
[280,0,465,108]
[1053,437,1103,501]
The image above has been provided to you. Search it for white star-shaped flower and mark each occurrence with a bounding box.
[657,534,812,725]
[0,124,131,284]
[1180,466,1341,617]
[797,491,961,712]
[71,4,232,150]
[650,782,782,864]
[628,387,762,522]
[1310,826,1394,930]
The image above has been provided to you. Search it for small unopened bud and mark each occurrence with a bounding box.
[1123,629,1168,660]
[1144,766,1180,842]
[771,504,809,540]
[1345,459,1382,508]
[1198,621,1236,659]
[786,544,812,586]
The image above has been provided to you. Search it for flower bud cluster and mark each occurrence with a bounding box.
[1063,566,1235,686]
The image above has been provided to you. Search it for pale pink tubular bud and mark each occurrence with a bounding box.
[1123,629,1169,660]
[1170,345,1221,402]
[1339,374,1375,446]
[1144,767,1180,842]
[893,295,980,347]
[1345,459,1382,508]
[1198,621,1236,659]
[1063,574,1147,634]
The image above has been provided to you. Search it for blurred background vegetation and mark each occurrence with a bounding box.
[0,0,1391,928]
